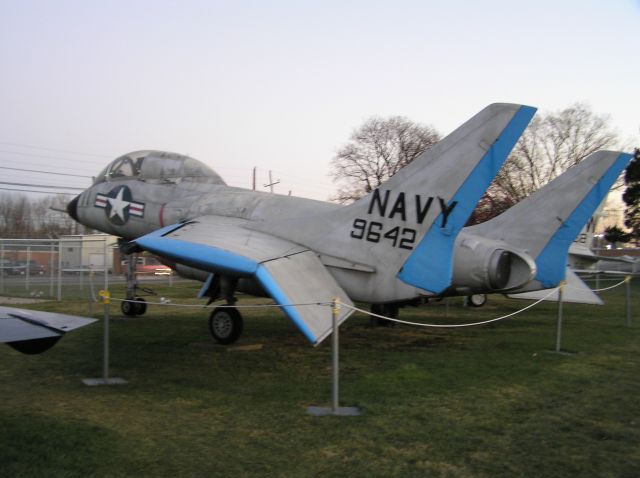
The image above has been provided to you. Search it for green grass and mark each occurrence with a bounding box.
[1,281,640,477]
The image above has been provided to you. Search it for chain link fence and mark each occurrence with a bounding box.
[0,236,179,302]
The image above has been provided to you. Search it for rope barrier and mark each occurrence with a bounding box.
[108,296,330,309]
[90,274,631,328]
[565,276,630,293]
[341,287,560,328]
[589,276,630,292]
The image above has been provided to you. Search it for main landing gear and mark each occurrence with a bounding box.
[369,303,398,327]
[203,276,244,345]
[209,307,244,344]
[121,297,147,317]
[466,294,487,308]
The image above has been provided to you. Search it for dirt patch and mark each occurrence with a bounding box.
[0,296,49,305]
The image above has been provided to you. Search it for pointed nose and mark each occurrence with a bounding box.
[67,195,80,222]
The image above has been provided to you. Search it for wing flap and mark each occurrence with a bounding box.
[258,251,353,345]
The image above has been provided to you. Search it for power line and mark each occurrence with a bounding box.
[1,159,98,174]
[0,166,92,179]
[0,149,106,163]
[0,187,76,196]
[0,141,111,158]
[0,181,84,190]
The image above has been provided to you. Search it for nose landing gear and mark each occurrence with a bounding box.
[120,247,151,317]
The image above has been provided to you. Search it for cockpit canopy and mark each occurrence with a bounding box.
[93,150,226,185]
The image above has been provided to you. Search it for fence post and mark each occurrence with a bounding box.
[25,245,31,291]
[49,242,55,298]
[0,242,4,294]
[57,239,63,301]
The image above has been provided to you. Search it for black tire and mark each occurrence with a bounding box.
[467,294,487,308]
[209,307,243,345]
[121,300,137,316]
[134,297,147,315]
[369,304,397,327]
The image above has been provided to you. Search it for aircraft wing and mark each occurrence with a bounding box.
[133,216,354,345]
[0,306,97,354]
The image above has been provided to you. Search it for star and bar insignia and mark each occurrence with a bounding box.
[94,185,145,225]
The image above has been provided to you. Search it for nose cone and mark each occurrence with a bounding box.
[67,195,80,222]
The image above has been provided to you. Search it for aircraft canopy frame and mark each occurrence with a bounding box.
[93,150,226,185]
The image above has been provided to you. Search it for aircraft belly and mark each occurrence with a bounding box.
[327,266,423,303]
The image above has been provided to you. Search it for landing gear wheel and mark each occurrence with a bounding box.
[369,304,398,327]
[209,307,243,345]
[134,297,147,316]
[467,294,487,308]
[121,300,137,316]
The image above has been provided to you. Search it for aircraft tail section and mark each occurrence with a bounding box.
[393,104,536,293]
[268,103,536,295]
[508,268,603,305]
[468,150,632,290]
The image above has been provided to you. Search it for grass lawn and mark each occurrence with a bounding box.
[1,280,639,477]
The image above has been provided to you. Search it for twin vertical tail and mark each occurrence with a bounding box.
[468,150,633,291]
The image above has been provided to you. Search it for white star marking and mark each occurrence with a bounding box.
[107,188,130,220]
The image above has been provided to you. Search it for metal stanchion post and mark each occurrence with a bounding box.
[546,281,574,356]
[307,299,360,416]
[82,289,127,386]
[102,290,110,380]
[104,238,109,291]
[625,276,632,327]
[555,282,564,353]
[331,298,339,413]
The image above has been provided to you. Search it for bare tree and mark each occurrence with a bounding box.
[0,192,77,238]
[330,116,440,203]
[492,103,619,204]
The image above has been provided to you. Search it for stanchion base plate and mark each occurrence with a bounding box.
[306,406,361,416]
[543,350,576,356]
[82,377,128,386]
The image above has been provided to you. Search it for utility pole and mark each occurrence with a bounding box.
[252,167,256,191]
[264,170,280,194]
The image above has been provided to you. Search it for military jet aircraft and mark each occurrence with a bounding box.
[1,306,96,354]
[66,103,632,346]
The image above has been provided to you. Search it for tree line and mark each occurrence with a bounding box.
[0,193,80,238]
[330,102,635,234]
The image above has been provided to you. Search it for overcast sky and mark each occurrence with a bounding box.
[1,0,638,201]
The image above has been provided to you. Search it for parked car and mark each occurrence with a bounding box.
[136,257,172,276]
[9,260,46,275]
[0,258,13,276]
